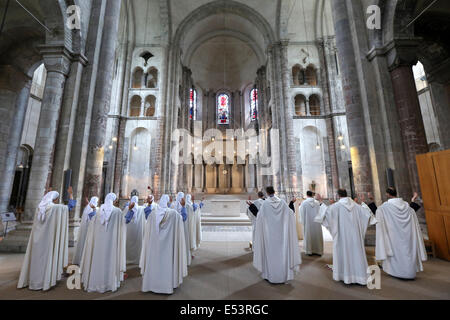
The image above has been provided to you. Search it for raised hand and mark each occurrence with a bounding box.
[180,198,186,207]
[129,202,135,210]
[368,192,374,202]
[246,200,253,206]
[411,192,419,202]
[67,186,73,199]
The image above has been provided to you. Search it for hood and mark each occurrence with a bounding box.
[387,198,409,211]
[305,197,317,208]
[338,197,355,211]
[267,196,282,209]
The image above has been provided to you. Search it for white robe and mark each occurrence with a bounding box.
[172,202,191,266]
[186,203,198,251]
[194,203,202,249]
[316,197,377,285]
[124,205,146,265]
[141,208,188,294]
[246,198,264,247]
[17,204,69,291]
[80,206,126,293]
[375,198,427,279]
[139,202,158,273]
[72,206,97,265]
[253,196,301,284]
[299,198,323,255]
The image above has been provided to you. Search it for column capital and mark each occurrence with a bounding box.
[366,38,422,71]
[37,44,73,76]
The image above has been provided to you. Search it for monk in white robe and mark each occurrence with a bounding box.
[124,195,145,265]
[172,192,191,266]
[299,191,323,256]
[246,191,265,250]
[186,194,198,251]
[139,195,158,272]
[192,196,203,249]
[80,193,126,293]
[18,188,76,291]
[72,196,98,265]
[141,195,187,294]
[375,187,427,279]
[250,186,301,284]
[315,189,377,285]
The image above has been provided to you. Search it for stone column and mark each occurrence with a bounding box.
[390,65,429,192]
[0,78,31,216]
[330,0,373,198]
[113,116,126,194]
[83,0,122,200]
[305,99,311,116]
[24,46,72,222]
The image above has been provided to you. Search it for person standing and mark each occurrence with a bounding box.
[250,186,301,284]
[124,195,145,265]
[18,187,76,291]
[246,191,265,250]
[72,196,98,265]
[298,191,323,256]
[375,187,427,279]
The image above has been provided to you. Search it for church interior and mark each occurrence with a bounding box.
[0,0,449,300]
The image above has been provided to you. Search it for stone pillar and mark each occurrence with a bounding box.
[113,116,126,194]
[390,65,429,192]
[83,0,122,200]
[428,80,450,150]
[305,99,311,116]
[330,0,373,198]
[0,79,31,216]
[24,46,72,222]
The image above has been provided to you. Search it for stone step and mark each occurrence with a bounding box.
[201,214,251,226]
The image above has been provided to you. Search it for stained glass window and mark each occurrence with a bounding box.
[250,88,258,121]
[217,93,230,125]
[189,88,197,120]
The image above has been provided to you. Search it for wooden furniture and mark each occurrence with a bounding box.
[416,150,450,261]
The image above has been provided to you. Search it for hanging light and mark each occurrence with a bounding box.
[18,162,24,169]
[112,137,118,142]
[316,143,321,150]
[338,133,343,141]
[340,144,346,150]
[108,145,113,150]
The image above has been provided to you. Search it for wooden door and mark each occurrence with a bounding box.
[417,150,450,260]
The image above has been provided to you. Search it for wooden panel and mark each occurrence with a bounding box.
[433,152,450,209]
[417,150,450,261]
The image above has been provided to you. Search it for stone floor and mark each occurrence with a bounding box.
[0,229,449,300]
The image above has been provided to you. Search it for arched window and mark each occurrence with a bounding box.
[132,67,143,88]
[309,95,321,115]
[130,95,142,117]
[145,95,156,117]
[217,93,230,125]
[294,95,306,116]
[189,88,197,120]
[305,65,318,86]
[146,67,158,88]
[250,88,258,121]
[292,65,305,86]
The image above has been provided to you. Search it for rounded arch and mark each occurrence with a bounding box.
[305,64,318,86]
[309,94,321,115]
[216,90,232,125]
[132,67,144,88]
[127,127,152,197]
[129,95,142,117]
[173,0,276,49]
[292,64,306,86]
[294,94,307,116]
[144,95,156,116]
[146,67,158,88]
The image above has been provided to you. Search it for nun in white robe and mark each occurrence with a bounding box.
[124,196,145,265]
[141,195,188,294]
[375,197,427,279]
[80,193,126,293]
[253,195,301,284]
[315,197,377,285]
[246,197,264,249]
[17,191,74,290]
[192,200,203,249]
[172,192,191,266]
[185,194,198,251]
[298,197,323,255]
[139,196,158,272]
[72,196,98,265]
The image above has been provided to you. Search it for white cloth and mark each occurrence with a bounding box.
[141,202,187,294]
[375,198,427,279]
[316,197,377,285]
[99,193,116,228]
[17,203,69,291]
[194,202,202,248]
[37,191,59,222]
[73,197,99,265]
[186,195,198,251]
[124,196,145,265]
[246,198,264,247]
[172,192,191,266]
[299,197,323,255]
[80,204,126,293]
[253,196,301,283]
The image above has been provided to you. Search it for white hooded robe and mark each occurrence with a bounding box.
[253,196,301,284]
[316,197,377,285]
[375,198,427,279]
[246,198,264,248]
[17,196,69,291]
[141,195,188,294]
[80,194,126,293]
[299,197,323,255]
[72,197,98,265]
[124,196,145,265]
